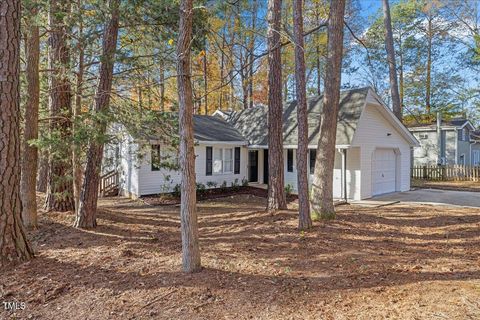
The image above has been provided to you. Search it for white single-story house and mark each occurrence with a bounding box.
[105,87,418,200]
[104,115,250,198]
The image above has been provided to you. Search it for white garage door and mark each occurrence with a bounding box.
[372,148,396,196]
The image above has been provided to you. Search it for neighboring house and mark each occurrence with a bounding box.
[408,118,477,166]
[470,130,480,166]
[107,87,418,200]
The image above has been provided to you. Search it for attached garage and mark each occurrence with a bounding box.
[228,87,419,201]
[372,148,398,196]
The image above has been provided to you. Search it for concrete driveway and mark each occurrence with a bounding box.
[366,189,480,208]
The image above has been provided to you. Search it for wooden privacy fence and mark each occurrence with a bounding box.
[411,165,480,181]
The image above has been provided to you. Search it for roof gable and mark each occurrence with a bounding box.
[229,87,370,146]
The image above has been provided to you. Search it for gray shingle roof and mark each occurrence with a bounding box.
[228,87,370,146]
[193,115,246,142]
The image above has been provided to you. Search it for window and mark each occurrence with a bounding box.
[464,129,469,141]
[458,129,464,141]
[419,133,428,140]
[213,148,223,173]
[309,149,316,174]
[473,150,480,166]
[287,149,294,172]
[224,148,233,173]
[212,147,234,174]
[151,144,161,171]
[234,147,241,174]
[459,154,465,165]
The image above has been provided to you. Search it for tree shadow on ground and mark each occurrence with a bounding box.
[5,195,480,319]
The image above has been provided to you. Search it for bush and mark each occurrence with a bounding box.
[242,177,249,187]
[231,178,240,191]
[220,180,228,191]
[285,183,294,196]
[206,181,217,189]
[196,182,206,194]
[172,184,181,197]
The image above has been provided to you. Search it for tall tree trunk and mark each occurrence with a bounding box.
[37,149,49,192]
[203,45,208,115]
[425,16,432,114]
[219,34,226,110]
[21,6,40,229]
[159,58,165,111]
[74,0,119,229]
[177,0,201,273]
[311,0,346,220]
[0,0,35,266]
[382,0,402,120]
[239,43,249,110]
[398,46,404,107]
[248,0,257,109]
[267,0,287,212]
[316,46,321,95]
[293,0,312,230]
[73,0,84,213]
[315,9,322,96]
[44,0,75,212]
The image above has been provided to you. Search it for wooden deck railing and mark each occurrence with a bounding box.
[411,165,480,181]
[99,170,119,197]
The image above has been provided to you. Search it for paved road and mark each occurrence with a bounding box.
[370,189,480,208]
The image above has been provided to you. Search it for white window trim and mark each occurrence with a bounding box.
[213,147,234,174]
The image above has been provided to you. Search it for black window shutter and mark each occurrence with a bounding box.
[309,149,316,174]
[206,146,213,176]
[151,144,161,171]
[287,149,294,172]
[234,147,241,174]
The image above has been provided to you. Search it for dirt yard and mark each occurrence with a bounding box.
[413,178,480,192]
[2,194,480,320]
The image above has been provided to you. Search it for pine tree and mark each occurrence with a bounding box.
[0,0,35,266]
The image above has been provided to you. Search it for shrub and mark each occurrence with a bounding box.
[285,183,294,196]
[196,182,206,194]
[172,184,181,197]
[220,180,228,191]
[231,178,240,191]
[206,181,217,189]
[241,177,249,187]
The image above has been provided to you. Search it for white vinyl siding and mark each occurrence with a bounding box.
[352,103,412,199]
[283,147,361,201]
[134,143,248,196]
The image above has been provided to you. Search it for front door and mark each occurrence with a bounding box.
[248,150,258,182]
[263,149,269,184]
